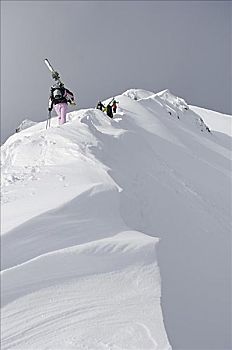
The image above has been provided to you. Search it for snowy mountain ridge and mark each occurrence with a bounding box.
[1,89,231,350]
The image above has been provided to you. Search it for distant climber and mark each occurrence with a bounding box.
[96,101,105,111]
[112,99,119,113]
[48,82,75,125]
[106,103,113,119]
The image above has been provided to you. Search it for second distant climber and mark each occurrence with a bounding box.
[106,103,113,119]
[112,99,119,113]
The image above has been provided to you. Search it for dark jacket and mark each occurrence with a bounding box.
[106,104,113,119]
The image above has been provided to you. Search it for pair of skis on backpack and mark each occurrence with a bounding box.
[44,58,76,106]
[45,58,62,84]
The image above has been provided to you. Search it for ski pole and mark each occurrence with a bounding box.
[46,111,51,129]
[48,112,52,128]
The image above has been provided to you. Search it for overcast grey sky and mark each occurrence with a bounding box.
[1,1,231,142]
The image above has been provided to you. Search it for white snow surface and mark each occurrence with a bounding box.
[190,105,232,137]
[1,89,231,350]
[15,119,38,132]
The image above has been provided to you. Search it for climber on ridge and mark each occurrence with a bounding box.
[48,82,75,125]
[112,98,119,113]
[106,102,114,119]
[96,101,105,111]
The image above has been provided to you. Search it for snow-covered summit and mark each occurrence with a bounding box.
[1,89,231,350]
[156,89,189,111]
[123,88,155,100]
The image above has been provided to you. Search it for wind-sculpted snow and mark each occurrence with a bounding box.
[2,231,159,307]
[1,89,231,350]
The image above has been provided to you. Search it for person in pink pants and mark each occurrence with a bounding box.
[54,103,68,125]
[48,82,75,125]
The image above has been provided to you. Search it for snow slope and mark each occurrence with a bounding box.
[191,105,232,137]
[1,89,231,350]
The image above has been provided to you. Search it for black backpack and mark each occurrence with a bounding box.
[51,86,65,100]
